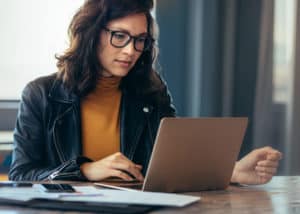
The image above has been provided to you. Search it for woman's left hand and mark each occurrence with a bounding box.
[231,146,282,185]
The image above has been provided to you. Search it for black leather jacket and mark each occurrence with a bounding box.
[9,73,175,181]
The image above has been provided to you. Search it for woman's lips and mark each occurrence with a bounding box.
[115,60,131,68]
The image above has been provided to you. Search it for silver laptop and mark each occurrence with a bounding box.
[96,117,248,193]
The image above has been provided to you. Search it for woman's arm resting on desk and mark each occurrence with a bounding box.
[231,146,282,185]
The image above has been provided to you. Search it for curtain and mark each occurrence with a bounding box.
[253,0,300,175]
[252,0,275,149]
[287,0,300,175]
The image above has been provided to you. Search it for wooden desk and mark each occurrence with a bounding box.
[0,176,299,213]
[150,176,300,213]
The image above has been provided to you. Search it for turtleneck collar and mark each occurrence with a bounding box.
[96,76,122,92]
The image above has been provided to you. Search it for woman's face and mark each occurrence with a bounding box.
[98,13,148,77]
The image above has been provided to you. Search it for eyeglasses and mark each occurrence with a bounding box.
[103,27,154,52]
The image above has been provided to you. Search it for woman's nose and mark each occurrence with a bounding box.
[122,39,136,55]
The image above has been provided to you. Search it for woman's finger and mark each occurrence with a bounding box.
[255,166,277,174]
[256,171,273,179]
[109,169,134,181]
[111,152,141,169]
[109,161,144,181]
[257,160,279,168]
[266,152,282,161]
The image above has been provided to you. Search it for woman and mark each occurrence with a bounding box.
[9,0,281,185]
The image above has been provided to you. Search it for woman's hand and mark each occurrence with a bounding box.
[80,152,144,182]
[231,146,282,185]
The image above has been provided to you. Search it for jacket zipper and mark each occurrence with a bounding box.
[53,106,73,163]
[49,102,80,181]
[52,171,79,179]
[48,170,60,180]
[47,159,76,180]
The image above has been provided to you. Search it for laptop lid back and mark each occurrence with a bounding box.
[142,117,248,193]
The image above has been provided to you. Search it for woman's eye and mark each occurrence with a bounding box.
[136,37,146,43]
[113,32,127,40]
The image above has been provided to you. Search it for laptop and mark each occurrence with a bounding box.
[95,117,248,193]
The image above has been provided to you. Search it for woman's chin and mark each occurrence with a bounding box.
[111,70,130,77]
[101,69,130,78]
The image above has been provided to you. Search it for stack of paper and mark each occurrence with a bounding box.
[0,185,200,207]
[68,186,200,207]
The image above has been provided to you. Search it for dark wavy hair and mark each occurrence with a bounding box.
[56,0,166,103]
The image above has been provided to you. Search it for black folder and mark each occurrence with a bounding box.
[0,197,161,213]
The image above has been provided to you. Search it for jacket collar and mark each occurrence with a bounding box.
[48,78,79,104]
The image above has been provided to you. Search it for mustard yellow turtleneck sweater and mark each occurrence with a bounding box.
[81,76,122,161]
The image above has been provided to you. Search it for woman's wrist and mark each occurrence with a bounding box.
[80,162,93,180]
[230,162,240,183]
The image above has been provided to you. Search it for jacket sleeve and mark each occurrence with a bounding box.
[8,81,91,181]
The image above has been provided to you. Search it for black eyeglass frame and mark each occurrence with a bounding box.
[103,27,154,52]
